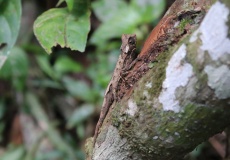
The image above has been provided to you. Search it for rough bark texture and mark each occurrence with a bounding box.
[85,0,230,159]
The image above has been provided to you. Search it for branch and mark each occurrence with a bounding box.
[86,0,230,159]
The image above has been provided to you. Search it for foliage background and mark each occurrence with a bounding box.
[0,0,226,160]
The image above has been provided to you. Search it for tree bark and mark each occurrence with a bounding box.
[86,0,230,159]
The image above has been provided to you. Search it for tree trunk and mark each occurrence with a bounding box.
[85,0,230,159]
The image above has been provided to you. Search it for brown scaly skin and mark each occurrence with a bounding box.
[93,34,137,146]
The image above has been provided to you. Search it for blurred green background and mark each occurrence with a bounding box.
[0,0,166,159]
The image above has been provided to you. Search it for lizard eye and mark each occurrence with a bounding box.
[128,38,135,45]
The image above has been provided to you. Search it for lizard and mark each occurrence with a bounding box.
[93,34,137,146]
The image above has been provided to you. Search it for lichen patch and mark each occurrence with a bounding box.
[190,1,230,60]
[204,65,230,99]
[126,99,138,116]
[159,44,193,113]
[145,82,152,88]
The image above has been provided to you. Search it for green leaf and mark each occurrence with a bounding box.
[36,55,58,80]
[90,0,165,48]
[131,0,166,22]
[32,79,63,89]
[25,92,76,159]
[66,0,74,11]
[34,6,90,54]
[92,0,127,22]
[54,56,83,74]
[0,0,21,68]
[67,104,94,128]
[35,150,63,160]
[76,123,85,139]
[0,146,25,160]
[62,76,94,102]
[0,47,28,91]
[90,7,140,47]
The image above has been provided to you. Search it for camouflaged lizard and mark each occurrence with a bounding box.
[93,34,137,145]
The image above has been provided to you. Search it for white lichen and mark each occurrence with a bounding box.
[159,44,193,113]
[145,82,152,88]
[190,1,230,60]
[204,65,230,99]
[174,132,180,136]
[143,90,150,99]
[165,136,174,144]
[142,82,152,100]
[126,99,138,116]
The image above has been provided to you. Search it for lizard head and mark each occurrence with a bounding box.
[120,34,137,54]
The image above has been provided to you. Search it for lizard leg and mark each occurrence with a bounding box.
[119,74,133,88]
